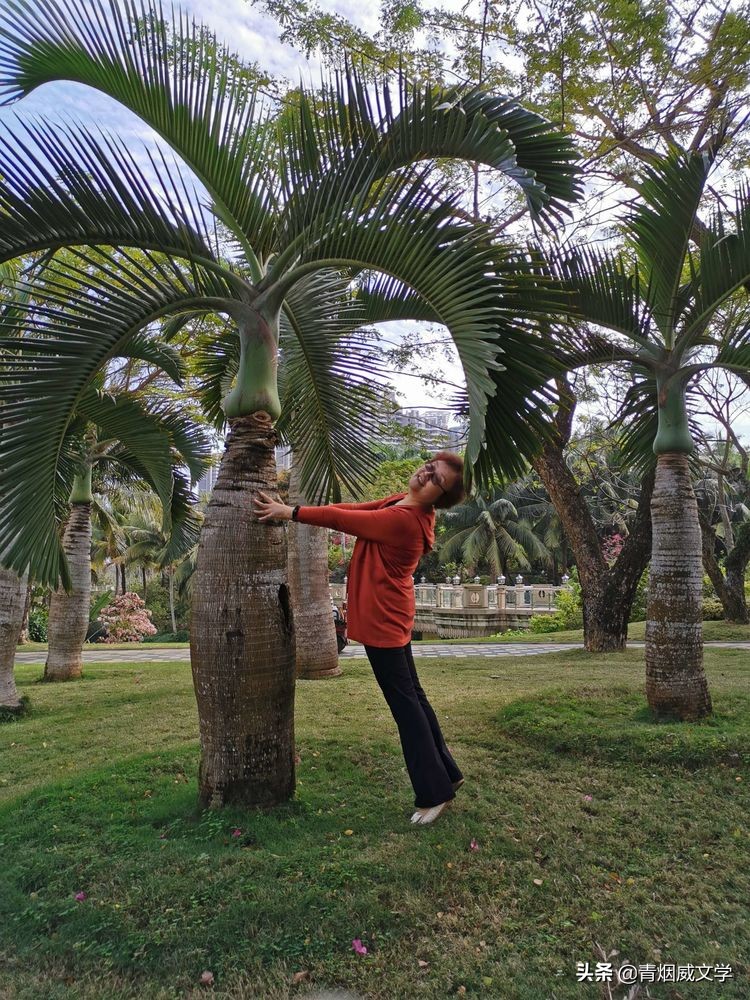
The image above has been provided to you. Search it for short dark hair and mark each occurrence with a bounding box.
[432,451,466,509]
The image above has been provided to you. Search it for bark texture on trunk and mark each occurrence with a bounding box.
[646,454,712,720]
[0,568,28,713]
[700,516,749,624]
[287,456,340,679]
[44,502,92,682]
[190,414,296,809]
[533,442,653,651]
[19,582,31,645]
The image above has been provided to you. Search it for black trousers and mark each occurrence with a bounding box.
[364,642,463,809]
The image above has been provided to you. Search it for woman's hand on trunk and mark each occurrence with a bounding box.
[253,491,294,522]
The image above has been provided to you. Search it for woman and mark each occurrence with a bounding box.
[253,452,466,825]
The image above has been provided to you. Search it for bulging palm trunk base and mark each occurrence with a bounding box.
[288,460,341,680]
[1,568,28,714]
[191,414,296,809]
[646,455,712,720]
[44,502,92,682]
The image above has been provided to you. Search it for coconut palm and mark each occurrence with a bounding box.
[440,492,551,577]
[0,0,580,807]
[550,150,750,719]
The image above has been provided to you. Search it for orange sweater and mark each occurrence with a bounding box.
[296,494,435,647]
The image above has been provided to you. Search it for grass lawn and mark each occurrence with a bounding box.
[434,620,750,644]
[1,650,749,999]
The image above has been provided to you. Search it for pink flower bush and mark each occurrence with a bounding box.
[99,592,157,643]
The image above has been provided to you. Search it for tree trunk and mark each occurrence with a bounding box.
[287,454,340,679]
[0,568,28,713]
[646,454,712,719]
[533,441,652,650]
[190,414,296,809]
[699,516,749,624]
[142,566,147,599]
[169,569,177,634]
[18,581,31,645]
[44,502,92,681]
[724,523,750,623]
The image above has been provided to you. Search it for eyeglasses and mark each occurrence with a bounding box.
[424,461,448,495]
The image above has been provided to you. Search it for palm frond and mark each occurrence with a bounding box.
[0,117,214,264]
[273,171,559,477]
[629,151,711,343]
[681,183,750,350]
[0,0,278,264]
[278,68,580,246]
[0,247,243,586]
[118,332,185,385]
[275,270,385,502]
[551,244,653,348]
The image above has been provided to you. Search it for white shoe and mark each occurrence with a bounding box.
[411,800,451,825]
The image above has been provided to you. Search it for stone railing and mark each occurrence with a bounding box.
[329,578,570,638]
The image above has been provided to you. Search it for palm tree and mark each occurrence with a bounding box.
[44,385,209,680]
[0,566,27,714]
[0,0,580,807]
[440,491,551,577]
[552,150,750,719]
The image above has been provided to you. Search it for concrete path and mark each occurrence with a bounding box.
[14,641,750,664]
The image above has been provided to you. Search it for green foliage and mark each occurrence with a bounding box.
[629,570,649,623]
[528,579,583,633]
[143,629,189,643]
[365,457,422,498]
[144,581,188,633]
[27,608,47,643]
[702,598,725,621]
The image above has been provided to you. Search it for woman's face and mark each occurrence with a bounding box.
[408,459,456,503]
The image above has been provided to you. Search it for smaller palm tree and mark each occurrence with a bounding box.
[440,490,551,577]
[552,149,750,719]
[43,385,210,680]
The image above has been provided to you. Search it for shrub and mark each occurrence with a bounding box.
[528,611,568,633]
[27,607,48,642]
[629,569,649,623]
[702,597,725,621]
[99,592,157,643]
[144,580,189,633]
[143,629,189,643]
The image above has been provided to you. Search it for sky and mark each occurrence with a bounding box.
[0,0,461,410]
[1,0,748,440]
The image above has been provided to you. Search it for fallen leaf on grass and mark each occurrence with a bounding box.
[417,959,429,968]
[291,970,310,984]
[532,878,543,886]
[199,970,214,986]
[469,838,479,852]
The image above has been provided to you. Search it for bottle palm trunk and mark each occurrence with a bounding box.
[0,568,28,713]
[190,414,296,808]
[646,454,712,719]
[288,455,340,679]
[44,502,92,681]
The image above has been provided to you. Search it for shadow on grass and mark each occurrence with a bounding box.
[495,686,750,769]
